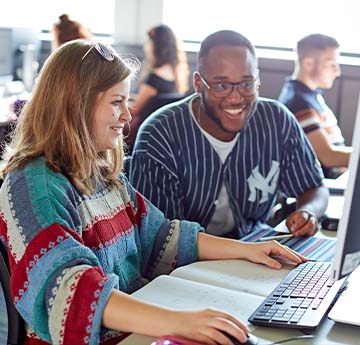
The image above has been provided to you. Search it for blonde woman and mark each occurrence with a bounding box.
[0,40,305,345]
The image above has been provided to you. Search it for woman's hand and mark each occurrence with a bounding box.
[198,232,306,269]
[169,308,249,345]
[239,241,307,270]
[103,291,248,344]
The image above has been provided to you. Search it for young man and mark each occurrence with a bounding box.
[278,34,352,178]
[130,30,328,239]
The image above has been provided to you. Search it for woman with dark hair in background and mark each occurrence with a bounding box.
[52,14,92,49]
[0,15,93,159]
[127,24,189,150]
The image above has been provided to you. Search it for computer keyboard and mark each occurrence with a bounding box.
[249,261,347,329]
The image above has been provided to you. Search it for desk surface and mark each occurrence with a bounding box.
[122,229,360,345]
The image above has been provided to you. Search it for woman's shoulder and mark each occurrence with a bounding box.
[5,156,74,198]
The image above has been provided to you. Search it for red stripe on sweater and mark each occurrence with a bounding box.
[63,266,107,344]
[135,191,148,226]
[10,223,83,303]
[82,204,136,249]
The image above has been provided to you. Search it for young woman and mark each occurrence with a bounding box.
[127,25,190,150]
[0,40,305,345]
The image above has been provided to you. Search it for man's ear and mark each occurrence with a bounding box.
[193,71,201,93]
[302,56,315,72]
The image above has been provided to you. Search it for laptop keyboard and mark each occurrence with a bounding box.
[249,261,345,329]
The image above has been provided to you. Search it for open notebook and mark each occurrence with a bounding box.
[135,260,301,323]
[124,260,305,345]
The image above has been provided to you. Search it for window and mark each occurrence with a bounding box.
[0,0,115,34]
[163,0,360,55]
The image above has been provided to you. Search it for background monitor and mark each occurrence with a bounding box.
[0,27,40,91]
[332,95,360,281]
[0,28,13,86]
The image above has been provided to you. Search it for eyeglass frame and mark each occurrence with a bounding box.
[81,42,117,62]
[197,72,260,98]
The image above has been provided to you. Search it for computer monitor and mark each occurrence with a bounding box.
[332,97,360,281]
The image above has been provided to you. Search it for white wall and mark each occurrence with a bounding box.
[114,0,164,44]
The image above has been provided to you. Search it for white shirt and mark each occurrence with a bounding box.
[191,107,238,235]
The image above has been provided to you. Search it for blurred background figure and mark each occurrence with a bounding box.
[1,14,93,159]
[126,24,189,151]
[52,14,92,49]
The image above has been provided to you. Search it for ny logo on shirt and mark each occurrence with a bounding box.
[247,161,280,203]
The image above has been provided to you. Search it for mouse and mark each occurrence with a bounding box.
[222,332,259,345]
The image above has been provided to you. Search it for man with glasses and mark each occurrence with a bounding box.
[278,34,352,178]
[130,30,328,239]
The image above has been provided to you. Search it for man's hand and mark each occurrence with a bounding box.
[286,209,319,237]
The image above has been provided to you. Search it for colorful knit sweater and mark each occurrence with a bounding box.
[0,157,203,345]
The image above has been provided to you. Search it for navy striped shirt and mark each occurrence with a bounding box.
[130,94,324,238]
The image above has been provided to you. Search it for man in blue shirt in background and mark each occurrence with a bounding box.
[130,30,328,239]
[278,34,352,178]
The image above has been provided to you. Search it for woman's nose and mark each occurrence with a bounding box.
[122,106,132,123]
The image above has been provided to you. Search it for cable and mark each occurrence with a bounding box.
[260,334,315,345]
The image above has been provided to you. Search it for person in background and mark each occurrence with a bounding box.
[0,39,306,345]
[127,24,189,150]
[52,13,92,49]
[130,30,329,240]
[1,14,93,157]
[278,34,352,178]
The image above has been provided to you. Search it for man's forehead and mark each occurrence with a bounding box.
[200,45,257,71]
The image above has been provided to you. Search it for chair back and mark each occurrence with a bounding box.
[0,239,24,345]
[127,93,185,153]
[138,92,185,122]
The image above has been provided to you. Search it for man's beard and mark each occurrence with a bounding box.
[200,92,258,134]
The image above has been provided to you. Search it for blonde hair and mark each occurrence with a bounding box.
[2,40,135,194]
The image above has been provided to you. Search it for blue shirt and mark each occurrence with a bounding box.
[130,94,324,238]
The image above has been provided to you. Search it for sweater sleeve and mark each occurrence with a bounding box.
[0,165,118,345]
[122,175,203,280]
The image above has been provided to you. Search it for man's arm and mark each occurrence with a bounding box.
[307,129,352,168]
[286,184,329,236]
[130,154,185,220]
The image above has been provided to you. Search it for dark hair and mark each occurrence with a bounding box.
[53,14,92,48]
[198,30,256,69]
[297,34,339,60]
[148,24,178,69]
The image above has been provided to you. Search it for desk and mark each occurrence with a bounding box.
[120,229,360,345]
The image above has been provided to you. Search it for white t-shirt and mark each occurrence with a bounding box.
[190,104,238,235]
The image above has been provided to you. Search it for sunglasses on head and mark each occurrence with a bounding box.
[82,42,117,62]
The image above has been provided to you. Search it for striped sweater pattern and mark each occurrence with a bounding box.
[0,157,202,344]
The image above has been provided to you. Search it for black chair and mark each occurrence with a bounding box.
[127,92,185,153]
[137,92,185,122]
[0,239,24,345]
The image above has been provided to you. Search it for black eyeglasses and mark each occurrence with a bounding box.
[198,73,260,98]
[82,42,117,62]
